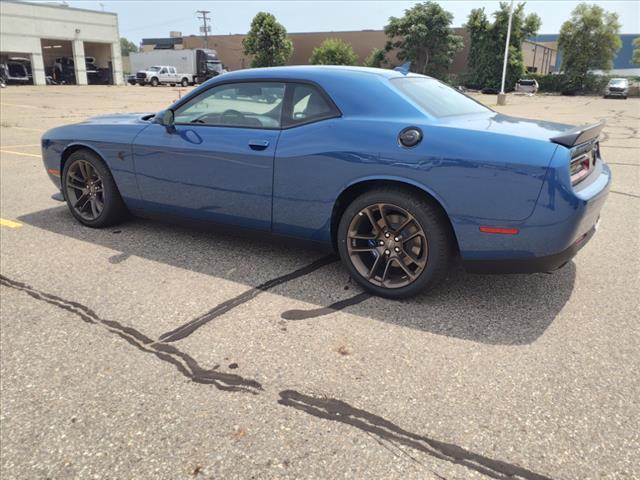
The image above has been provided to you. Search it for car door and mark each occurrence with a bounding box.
[132,81,284,231]
[169,67,178,83]
[157,67,168,83]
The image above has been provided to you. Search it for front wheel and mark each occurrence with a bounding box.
[337,188,453,299]
[62,149,128,228]
[150,77,159,87]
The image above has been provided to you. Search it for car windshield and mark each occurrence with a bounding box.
[148,66,161,72]
[609,79,627,86]
[391,77,491,117]
[206,61,222,72]
[519,80,535,86]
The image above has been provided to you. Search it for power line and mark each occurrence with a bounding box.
[196,10,211,49]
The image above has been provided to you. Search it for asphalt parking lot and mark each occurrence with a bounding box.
[1,85,639,480]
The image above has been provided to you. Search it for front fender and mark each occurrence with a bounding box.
[41,123,149,203]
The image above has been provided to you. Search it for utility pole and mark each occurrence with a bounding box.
[498,0,515,106]
[197,10,211,49]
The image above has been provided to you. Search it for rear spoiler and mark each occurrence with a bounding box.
[550,121,605,148]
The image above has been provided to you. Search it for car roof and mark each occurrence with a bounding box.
[208,65,419,82]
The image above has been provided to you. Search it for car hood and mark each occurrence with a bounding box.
[78,112,156,125]
[441,112,575,144]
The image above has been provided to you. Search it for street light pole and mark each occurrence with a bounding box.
[498,0,515,105]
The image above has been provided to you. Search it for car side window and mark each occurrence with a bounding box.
[286,83,337,126]
[159,68,167,74]
[174,82,285,129]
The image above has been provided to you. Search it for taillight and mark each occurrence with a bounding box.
[570,141,598,186]
[570,154,591,185]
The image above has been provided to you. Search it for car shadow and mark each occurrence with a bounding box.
[18,206,576,346]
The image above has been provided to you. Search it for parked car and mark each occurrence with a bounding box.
[40,66,611,298]
[603,78,629,99]
[135,65,192,87]
[481,86,499,95]
[515,79,539,94]
[0,56,31,84]
[52,56,110,85]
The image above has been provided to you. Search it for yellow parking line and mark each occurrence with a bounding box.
[0,218,22,228]
[3,126,44,132]
[0,149,41,158]
[0,102,39,109]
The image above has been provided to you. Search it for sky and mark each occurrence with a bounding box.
[52,1,640,44]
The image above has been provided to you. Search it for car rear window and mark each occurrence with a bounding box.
[391,77,490,117]
[518,80,536,86]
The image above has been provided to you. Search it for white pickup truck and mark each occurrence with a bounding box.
[135,65,194,87]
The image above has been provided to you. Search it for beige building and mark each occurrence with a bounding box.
[522,40,557,74]
[143,29,555,76]
[0,0,123,85]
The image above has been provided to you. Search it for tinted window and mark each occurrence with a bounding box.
[286,84,336,126]
[392,77,491,117]
[174,82,285,128]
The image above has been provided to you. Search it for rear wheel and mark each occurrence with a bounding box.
[181,77,189,87]
[62,150,127,228]
[337,188,453,299]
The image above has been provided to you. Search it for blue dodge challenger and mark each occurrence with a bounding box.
[41,66,611,298]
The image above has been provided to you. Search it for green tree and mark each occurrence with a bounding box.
[309,38,358,65]
[384,1,463,78]
[242,12,293,68]
[120,37,138,56]
[363,48,387,68]
[466,3,541,89]
[558,3,622,87]
[630,36,639,65]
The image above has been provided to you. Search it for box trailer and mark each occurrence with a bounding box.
[129,48,223,85]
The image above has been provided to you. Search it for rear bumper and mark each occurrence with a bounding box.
[463,224,596,273]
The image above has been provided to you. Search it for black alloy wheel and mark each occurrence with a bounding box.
[337,188,452,298]
[65,159,104,221]
[62,149,128,228]
[347,203,427,289]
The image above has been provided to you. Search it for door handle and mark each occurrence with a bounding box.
[248,139,269,150]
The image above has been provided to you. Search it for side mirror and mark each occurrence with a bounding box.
[159,109,175,133]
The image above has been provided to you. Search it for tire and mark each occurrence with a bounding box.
[337,187,453,299]
[181,77,189,87]
[150,77,159,87]
[62,149,128,228]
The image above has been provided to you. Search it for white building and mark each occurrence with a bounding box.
[0,0,123,85]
